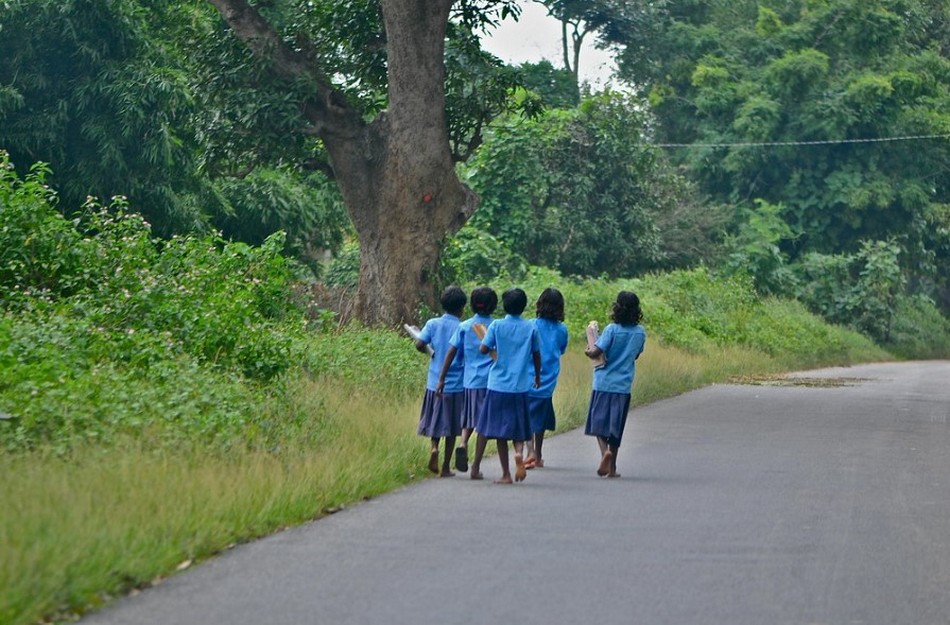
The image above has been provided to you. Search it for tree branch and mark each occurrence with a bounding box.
[206,0,363,140]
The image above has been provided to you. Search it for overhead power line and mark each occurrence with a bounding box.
[649,133,950,149]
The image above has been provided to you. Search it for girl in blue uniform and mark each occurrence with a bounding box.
[584,291,646,478]
[475,288,541,484]
[415,286,467,477]
[435,286,498,475]
[526,288,569,469]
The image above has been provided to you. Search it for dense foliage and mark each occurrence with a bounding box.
[608,0,950,315]
[0,0,206,233]
[0,151,312,450]
[1,152,912,456]
[463,91,724,278]
[520,265,887,365]
[0,0,350,259]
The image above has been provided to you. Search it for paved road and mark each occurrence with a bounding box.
[85,361,950,625]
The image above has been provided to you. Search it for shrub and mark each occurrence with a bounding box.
[0,155,325,451]
[886,294,950,359]
[440,225,527,284]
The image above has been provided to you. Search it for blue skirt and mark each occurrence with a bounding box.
[418,389,463,438]
[476,390,531,442]
[584,390,631,446]
[527,396,556,434]
[461,387,487,430]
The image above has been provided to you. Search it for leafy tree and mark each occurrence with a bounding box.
[722,199,798,296]
[532,0,669,91]
[464,90,721,277]
[518,60,579,109]
[794,240,905,342]
[199,0,529,324]
[211,168,349,275]
[612,0,950,311]
[0,0,348,262]
[0,0,207,234]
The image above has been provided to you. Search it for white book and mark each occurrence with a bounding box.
[403,324,434,357]
[586,320,607,369]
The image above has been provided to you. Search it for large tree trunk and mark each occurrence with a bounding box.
[209,0,478,326]
[343,0,477,325]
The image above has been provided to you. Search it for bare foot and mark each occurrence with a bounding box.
[428,449,439,474]
[536,458,544,468]
[514,453,527,482]
[470,471,484,480]
[597,450,612,477]
[440,469,455,477]
[493,476,513,484]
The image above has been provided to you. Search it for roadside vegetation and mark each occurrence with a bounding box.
[0,154,909,625]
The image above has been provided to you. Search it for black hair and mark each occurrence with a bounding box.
[470,286,498,315]
[535,287,565,321]
[502,288,528,315]
[440,285,467,315]
[611,291,643,325]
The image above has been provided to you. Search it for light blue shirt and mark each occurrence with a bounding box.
[419,313,463,392]
[528,318,569,398]
[449,314,494,390]
[481,314,542,393]
[593,323,646,394]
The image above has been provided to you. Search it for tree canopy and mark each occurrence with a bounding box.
[0,0,206,234]
[608,0,950,311]
[464,91,722,278]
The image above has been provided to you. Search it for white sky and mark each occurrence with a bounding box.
[479,1,617,87]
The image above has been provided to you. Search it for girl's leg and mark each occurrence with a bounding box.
[607,439,621,478]
[523,438,536,468]
[513,440,527,482]
[441,435,456,477]
[428,437,440,474]
[596,436,612,477]
[470,434,487,480]
[534,432,546,467]
[495,440,512,484]
[455,430,471,472]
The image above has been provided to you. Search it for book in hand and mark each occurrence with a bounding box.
[403,324,434,357]
[472,322,496,361]
[586,320,607,369]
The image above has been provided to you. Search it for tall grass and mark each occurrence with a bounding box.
[1,379,424,625]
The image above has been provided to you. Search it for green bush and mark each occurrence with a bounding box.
[0,158,86,299]
[519,265,885,363]
[440,225,527,284]
[794,240,905,343]
[0,154,326,451]
[886,294,950,359]
[323,240,360,289]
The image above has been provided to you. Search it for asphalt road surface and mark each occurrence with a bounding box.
[84,361,950,625]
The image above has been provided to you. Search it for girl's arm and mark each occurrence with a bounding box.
[415,339,429,354]
[532,351,542,388]
[479,323,496,355]
[435,345,459,395]
[586,322,611,359]
[585,345,604,359]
